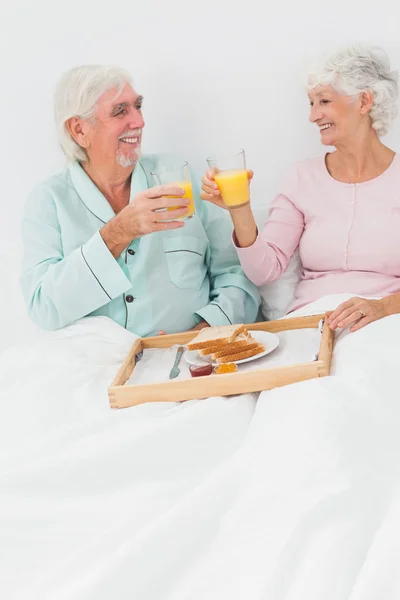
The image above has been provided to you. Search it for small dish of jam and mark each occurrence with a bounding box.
[189,362,213,377]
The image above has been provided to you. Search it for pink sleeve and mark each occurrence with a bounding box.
[234,170,304,286]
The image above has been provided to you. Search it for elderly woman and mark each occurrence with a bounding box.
[201,45,400,332]
[20,66,260,336]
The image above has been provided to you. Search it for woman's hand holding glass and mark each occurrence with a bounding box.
[200,169,254,209]
[200,149,258,248]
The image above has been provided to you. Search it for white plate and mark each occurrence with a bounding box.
[184,330,279,366]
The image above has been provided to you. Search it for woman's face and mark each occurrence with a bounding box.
[308,85,368,147]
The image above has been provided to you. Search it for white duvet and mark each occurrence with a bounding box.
[1,293,400,600]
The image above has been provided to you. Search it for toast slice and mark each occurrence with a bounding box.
[216,343,265,363]
[199,332,251,357]
[211,340,260,360]
[187,324,246,351]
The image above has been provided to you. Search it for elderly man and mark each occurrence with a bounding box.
[20,65,260,336]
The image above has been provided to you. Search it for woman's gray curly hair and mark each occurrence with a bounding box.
[307,45,399,136]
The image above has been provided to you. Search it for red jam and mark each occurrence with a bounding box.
[189,362,213,377]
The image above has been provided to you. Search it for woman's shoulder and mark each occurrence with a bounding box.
[279,156,326,192]
[288,156,325,176]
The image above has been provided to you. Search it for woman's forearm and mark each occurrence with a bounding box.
[228,204,258,248]
[228,193,304,286]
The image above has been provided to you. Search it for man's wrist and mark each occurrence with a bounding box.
[100,217,133,259]
[192,319,210,331]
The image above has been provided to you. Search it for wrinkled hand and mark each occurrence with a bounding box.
[200,168,253,209]
[115,185,190,239]
[328,297,386,332]
[187,320,210,332]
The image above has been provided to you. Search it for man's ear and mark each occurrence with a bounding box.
[66,117,91,149]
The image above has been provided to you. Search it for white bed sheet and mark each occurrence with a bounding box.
[1,294,400,600]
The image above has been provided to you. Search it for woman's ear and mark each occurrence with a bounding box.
[359,90,374,115]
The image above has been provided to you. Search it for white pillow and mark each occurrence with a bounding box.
[252,207,301,320]
[258,250,301,320]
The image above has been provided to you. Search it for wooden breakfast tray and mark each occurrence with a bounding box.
[108,313,335,409]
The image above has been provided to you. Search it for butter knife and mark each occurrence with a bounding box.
[169,346,184,379]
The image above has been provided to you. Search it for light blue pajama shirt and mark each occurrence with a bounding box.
[20,155,260,337]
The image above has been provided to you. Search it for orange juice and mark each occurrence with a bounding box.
[214,169,249,207]
[167,180,195,218]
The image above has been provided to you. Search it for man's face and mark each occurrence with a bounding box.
[84,84,145,168]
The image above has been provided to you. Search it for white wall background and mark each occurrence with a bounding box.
[1,0,400,352]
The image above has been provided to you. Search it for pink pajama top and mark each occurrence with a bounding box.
[235,155,400,311]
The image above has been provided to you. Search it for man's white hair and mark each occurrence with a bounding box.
[307,45,399,136]
[54,65,133,162]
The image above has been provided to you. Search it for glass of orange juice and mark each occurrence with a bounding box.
[206,149,250,208]
[151,160,196,220]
